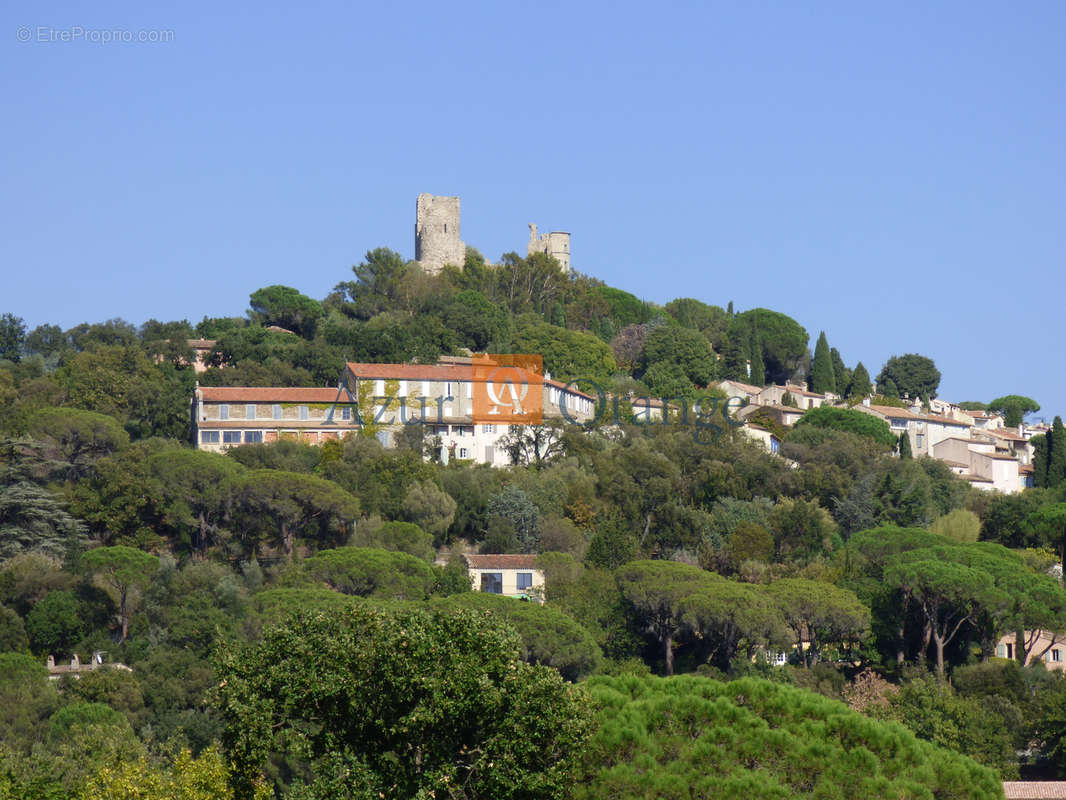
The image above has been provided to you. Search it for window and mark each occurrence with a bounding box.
[244,431,263,444]
[480,573,503,594]
[222,431,241,444]
[341,407,351,421]
[1055,649,1063,663]
[459,448,469,459]
[516,572,533,591]
[889,417,907,430]
[219,404,229,420]
[376,430,391,448]
[246,404,256,420]
[272,404,282,419]
[916,434,924,449]
[201,431,220,443]
[299,406,309,420]
[483,424,496,433]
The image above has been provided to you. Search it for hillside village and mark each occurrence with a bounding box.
[2,193,1066,798]
[180,195,1044,496]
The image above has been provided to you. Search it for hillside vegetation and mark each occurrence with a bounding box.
[2,249,1065,797]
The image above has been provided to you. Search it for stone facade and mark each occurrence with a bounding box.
[528,223,571,271]
[190,360,597,467]
[415,193,465,274]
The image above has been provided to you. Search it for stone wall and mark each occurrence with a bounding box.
[415,193,465,274]
[527,223,571,271]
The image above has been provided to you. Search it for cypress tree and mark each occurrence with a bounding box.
[848,362,873,399]
[722,334,749,381]
[898,432,912,459]
[809,331,836,394]
[1050,416,1066,488]
[830,347,850,396]
[1033,434,1050,488]
[749,336,766,386]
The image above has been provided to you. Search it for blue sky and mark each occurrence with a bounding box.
[3,2,1063,419]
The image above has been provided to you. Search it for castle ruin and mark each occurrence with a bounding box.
[528,223,571,272]
[415,193,465,274]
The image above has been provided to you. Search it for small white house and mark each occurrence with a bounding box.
[465,554,544,602]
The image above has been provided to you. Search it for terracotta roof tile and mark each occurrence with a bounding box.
[1003,782,1066,799]
[865,405,971,427]
[465,554,540,570]
[199,387,342,403]
[344,362,595,401]
[719,380,763,395]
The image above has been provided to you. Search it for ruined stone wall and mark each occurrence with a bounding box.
[415,193,465,274]
[527,223,571,271]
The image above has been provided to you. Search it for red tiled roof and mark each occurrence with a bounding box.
[344,363,595,401]
[719,379,763,395]
[984,428,1027,442]
[975,452,1023,462]
[187,339,216,349]
[465,554,540,570]
[1020,464,1035,474]
[1003,782,1066,799]
[347,362,470,381]
[762,404,807,414]
[199,387,342,403]
[866,405,971,427]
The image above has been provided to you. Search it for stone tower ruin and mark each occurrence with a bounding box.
[527,223,571,272]
[415,193,465,274]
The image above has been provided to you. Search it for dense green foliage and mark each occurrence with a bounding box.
[809,331,836,394]
[794,405,896,446]
[214,604,593,800]
[2,246,1064,794]
[876,354,941,400]
[576,674,1002,800]
[987,395,1041,427]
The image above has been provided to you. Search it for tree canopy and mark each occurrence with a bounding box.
[876,354,941,400]
[213,603,592,800]
[723,309,807,386]
[793,405,896,447]
[575,674,1002,800]
[986,395,1040,427]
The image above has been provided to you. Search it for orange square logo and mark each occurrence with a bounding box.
[472,354,543,424]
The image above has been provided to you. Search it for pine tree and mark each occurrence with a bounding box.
[848,362,873,399]
[830,348,850,396]
[749,336,766,386]
[898,433,912,459]
[809,331,836,395]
